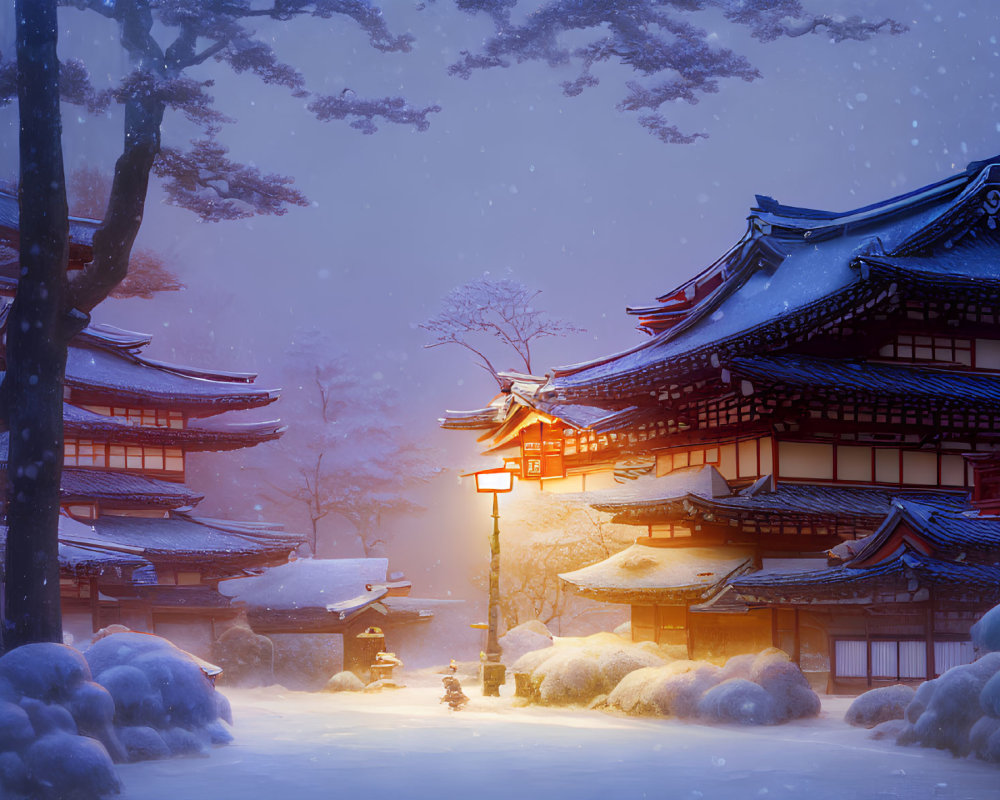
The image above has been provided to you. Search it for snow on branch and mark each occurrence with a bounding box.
[153,139,309,221]
[0,54,108,112]
[419,277,583,384]
[114,72,233,132]
[216,36,307,93]
[450,0,905,143]
[308,91,442,134]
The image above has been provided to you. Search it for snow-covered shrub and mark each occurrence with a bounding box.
[498,621,553,665]
[897,654,1000,757]
[697,678,776,725]
[0,701,34,752]
[0,643,90,704]
[213,625,274,687]
[751,657,821,722]
[1,634,227,796]
[86,632,231,746]
[607,660,721,717]
[970,715,1000,762]
[324,671,366,692]
[117,726,171,762]
[512,633,669,706]
[0,643,123,799]
[845,685,916,728]
[96,665,162,727]
[980,668,1000,718]
[606,649,819,726]
[972,605,1000,655]
[868,719,909,741]
[24,731,121,800]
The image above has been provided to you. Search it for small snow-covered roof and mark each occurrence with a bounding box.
[559,544,753,604]
[218,557,390,613]
[67,514,304,571]
[583,466,731,509]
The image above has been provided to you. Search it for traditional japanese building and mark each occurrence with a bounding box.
[443,156,1000,690]
[0,190,306,656]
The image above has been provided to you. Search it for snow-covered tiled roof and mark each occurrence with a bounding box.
[544,157,1000,402]
[560,544,753,604]
[218,558,390,612]
[65,344,279,413]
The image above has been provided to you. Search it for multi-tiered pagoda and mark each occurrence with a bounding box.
[444,157,1000,691]
[0,190,305,656]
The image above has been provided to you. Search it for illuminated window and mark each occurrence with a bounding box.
[81,405,186,428]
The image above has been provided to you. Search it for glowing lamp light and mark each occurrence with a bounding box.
[473,467,515,494]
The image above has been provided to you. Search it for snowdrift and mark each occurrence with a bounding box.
[0,633,232,799]
[511,634,820,724]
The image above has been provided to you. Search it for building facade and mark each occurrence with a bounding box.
[444,157,1000,691]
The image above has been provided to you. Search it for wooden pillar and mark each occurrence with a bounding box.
[684,605,693,659]
[865,619,872,688]
[89,578,100,633]
[925,590,936,679]
[793,607,801,665]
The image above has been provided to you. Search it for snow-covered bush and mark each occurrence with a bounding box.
[213,625,274,687]
[324,671,366,692]
[697,678,776,725]
[498,621,553,665]
[607,660,720,717]
[0,643,120,799]
[896,652,1000,758]
[0,632,236,799]
[972,605,1000,655]
[606,648,820,726]
[845,685,915,728]
[512,633,668,706]
[86,632,231,757]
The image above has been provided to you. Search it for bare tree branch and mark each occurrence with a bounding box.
[419,277,583,381]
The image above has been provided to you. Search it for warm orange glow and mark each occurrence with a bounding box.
[474,467,515,493]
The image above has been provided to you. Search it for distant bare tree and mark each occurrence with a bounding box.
[269,332,441,557]
[420,278,583,387]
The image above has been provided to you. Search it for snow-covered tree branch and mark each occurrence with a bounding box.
[419,278,584,386]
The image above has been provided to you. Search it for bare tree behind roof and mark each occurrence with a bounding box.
[419,277,584,386]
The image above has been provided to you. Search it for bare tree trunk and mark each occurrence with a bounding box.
[3,0,69,649]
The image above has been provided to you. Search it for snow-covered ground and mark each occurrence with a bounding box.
[117,672,999,800]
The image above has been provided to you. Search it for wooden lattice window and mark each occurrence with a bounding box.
[520,423,564,479]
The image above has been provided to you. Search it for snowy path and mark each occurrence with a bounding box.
[117,676,1000,800]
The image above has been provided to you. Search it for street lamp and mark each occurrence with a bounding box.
[472,466,514,696]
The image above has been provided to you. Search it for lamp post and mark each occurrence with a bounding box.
[473,466,514,696]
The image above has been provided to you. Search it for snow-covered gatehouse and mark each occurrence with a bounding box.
[443,156,1000,692]
[0,190,308,656]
